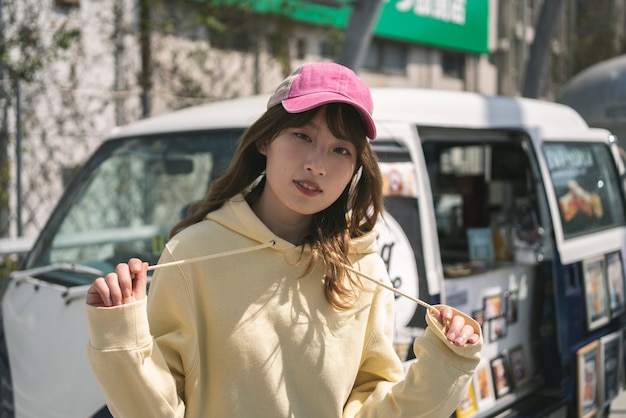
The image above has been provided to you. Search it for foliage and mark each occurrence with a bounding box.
[1,2,81,81]
[568,0,626,79]
[0,0,326,238]
[0,0,91,238]
[0,256,18,293]
[144,0,298,108]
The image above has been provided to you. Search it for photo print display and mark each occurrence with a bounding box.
[380,161,417,197]
[508,345,529,388]
[490,355,512,399]
[455,381,478,418]
[577,340,600,418]
[489,317,508,343]
[583,256,610,330]
[505,290,519,324]
[483,294,504,320]
[606,251,626,318]
[600,332,622,407]
[473,360,496,410]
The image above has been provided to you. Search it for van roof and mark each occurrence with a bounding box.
[109,88,591,140]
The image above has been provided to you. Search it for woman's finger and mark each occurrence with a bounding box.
[86,260,148,307]
[467,331,481,345]
[127,258,148,302]
[86,277,112,307]
[444,314,465,342]
[434,306,453,330]
[104,269,125,306]
[451,324,479,346]
[432,305,481,346]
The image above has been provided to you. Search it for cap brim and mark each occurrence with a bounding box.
[281,93,377,140]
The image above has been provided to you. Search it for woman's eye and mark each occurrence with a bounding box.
[335,147,352,156]
[294,132,311,141]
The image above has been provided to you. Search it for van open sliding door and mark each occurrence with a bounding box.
[418,127,568,417]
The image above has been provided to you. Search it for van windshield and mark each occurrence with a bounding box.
[25,131,242,281]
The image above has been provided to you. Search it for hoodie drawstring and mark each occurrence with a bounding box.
[343,264,435,312]
[147,240,276,272]
[147,240,435,313]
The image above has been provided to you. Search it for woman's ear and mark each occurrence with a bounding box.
[257,141,267,156]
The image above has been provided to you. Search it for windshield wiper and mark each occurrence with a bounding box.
[10,263,105,282]
[10,263,106,305]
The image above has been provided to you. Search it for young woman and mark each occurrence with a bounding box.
[86,62,482,418]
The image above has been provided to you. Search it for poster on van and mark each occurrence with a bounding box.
[543,143,626,238]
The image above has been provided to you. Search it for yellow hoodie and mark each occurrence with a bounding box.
[87,193,482,417]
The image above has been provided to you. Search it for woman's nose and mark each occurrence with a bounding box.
[305,149,326,176]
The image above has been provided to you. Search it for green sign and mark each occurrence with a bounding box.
[376,0,490,54]
[212,0,490,54]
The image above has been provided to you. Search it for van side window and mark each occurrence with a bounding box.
[422,130,541,273]
[544,142,626,238]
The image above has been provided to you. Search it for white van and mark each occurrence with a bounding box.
[2,88,625,418]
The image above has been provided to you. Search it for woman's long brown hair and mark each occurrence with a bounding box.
[170,103,384,310]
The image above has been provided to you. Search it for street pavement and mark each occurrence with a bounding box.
[612,391,626,416]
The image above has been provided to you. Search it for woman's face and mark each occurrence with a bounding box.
[258,107,358,222]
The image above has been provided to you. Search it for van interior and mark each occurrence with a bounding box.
[420,128,543,276]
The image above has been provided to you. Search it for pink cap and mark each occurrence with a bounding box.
[267,62,377,139]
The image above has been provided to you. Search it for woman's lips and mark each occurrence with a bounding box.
[294,180,321,196]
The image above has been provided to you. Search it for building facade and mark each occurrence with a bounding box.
[3,0,626,239]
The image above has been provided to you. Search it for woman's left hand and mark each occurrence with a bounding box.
[432,306,481,347]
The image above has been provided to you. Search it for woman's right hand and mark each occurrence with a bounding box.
[86,258,148,307]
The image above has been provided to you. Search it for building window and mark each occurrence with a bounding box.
[441,50,465,78]
[363,38,407,74]
[319,29,343,60]
[207,13,252,52]
[55,0,80,6]
[267,33,289,59]
[320,41,334,59]
[297,38,307,59]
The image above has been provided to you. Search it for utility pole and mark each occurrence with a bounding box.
[114,0,125,125]
[336,0,384,71]
[521,0,565,98]
[0,0,11,237]
[139,0,151,118]
[15,78,22,237]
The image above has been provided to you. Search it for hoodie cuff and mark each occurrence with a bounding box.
[423,305,483,363]
[86,299,151,350]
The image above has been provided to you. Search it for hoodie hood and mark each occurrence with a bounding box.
[205,193,379,255]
